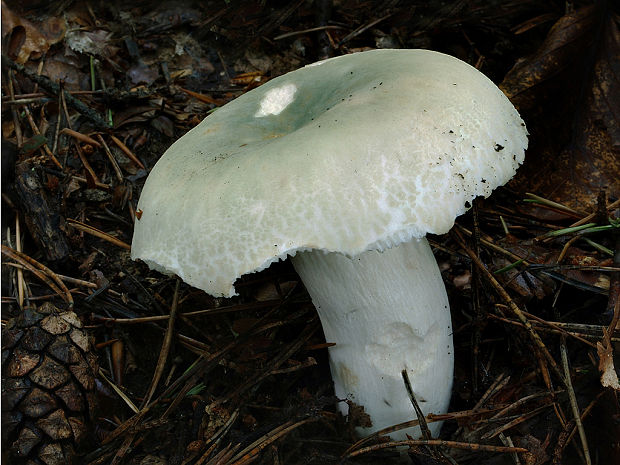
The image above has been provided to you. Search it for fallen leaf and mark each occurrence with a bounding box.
[515,434,550,465]
[1,1,66,64]
[2,120,15,140]
[597,334,620,390]
[128,62,160,85]
[150,115,175,137]
[65,29,117,58]
[253,280,297,301]
[501,6,597,108]
[33,51,84,90]
[502,4,620,209]
[19,134,48,157]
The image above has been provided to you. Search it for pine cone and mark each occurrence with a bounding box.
[2,302,98,464]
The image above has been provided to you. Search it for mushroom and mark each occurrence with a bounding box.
[132,49,528,439]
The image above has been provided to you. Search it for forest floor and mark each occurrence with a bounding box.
[1,1,619,464]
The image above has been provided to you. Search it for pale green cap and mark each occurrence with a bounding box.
[132,49,528,296]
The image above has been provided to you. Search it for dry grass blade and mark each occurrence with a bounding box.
[92,300,281,325]
[96,134,124,182]
[344,439,528,459]
[15,215,25,307]
[337,12,393,46]
[489,312,605,347]
[453,372,511,440]
[67,218,131,250]
[110,432,136,465]
[255,0,305,37]
[59,128,102,147]
[101,410,146,446]
[269,357,317,374]
[451,229,566,384]
[523,310,598,348]
[497,433,521,465]
[59,90,101,185]
[558,390,607,463]
[6,69,23,146]
[55,274,98,289]
[141,279,181,407]
[560,338,592,464]
[1,244,73,306]
[21,104,63,169]
[273,25,345,40]
[2,55,110,129]
[70,174,111,191]
[98,368,139,414]
[455,224,531,266]
[344,406,500,456]
[160,294,304,418]
[180,87,225,106]
[104,294,301,446]
[569,198,620,228]
[205,320,319,411]
[109,134,146,170]
[343,418,421,455]
[491,390,563,421]
[481,404,552,440]
[228,417,317,465]
[525,193,583,216]
[176,333,211,354]
[204,409,240,451]
[203,443,240,465]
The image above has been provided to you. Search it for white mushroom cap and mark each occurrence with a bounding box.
[131,49,527,297]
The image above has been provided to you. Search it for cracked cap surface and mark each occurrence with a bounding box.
[131,49,528,296]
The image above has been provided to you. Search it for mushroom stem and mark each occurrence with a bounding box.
[291,238,453,439]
